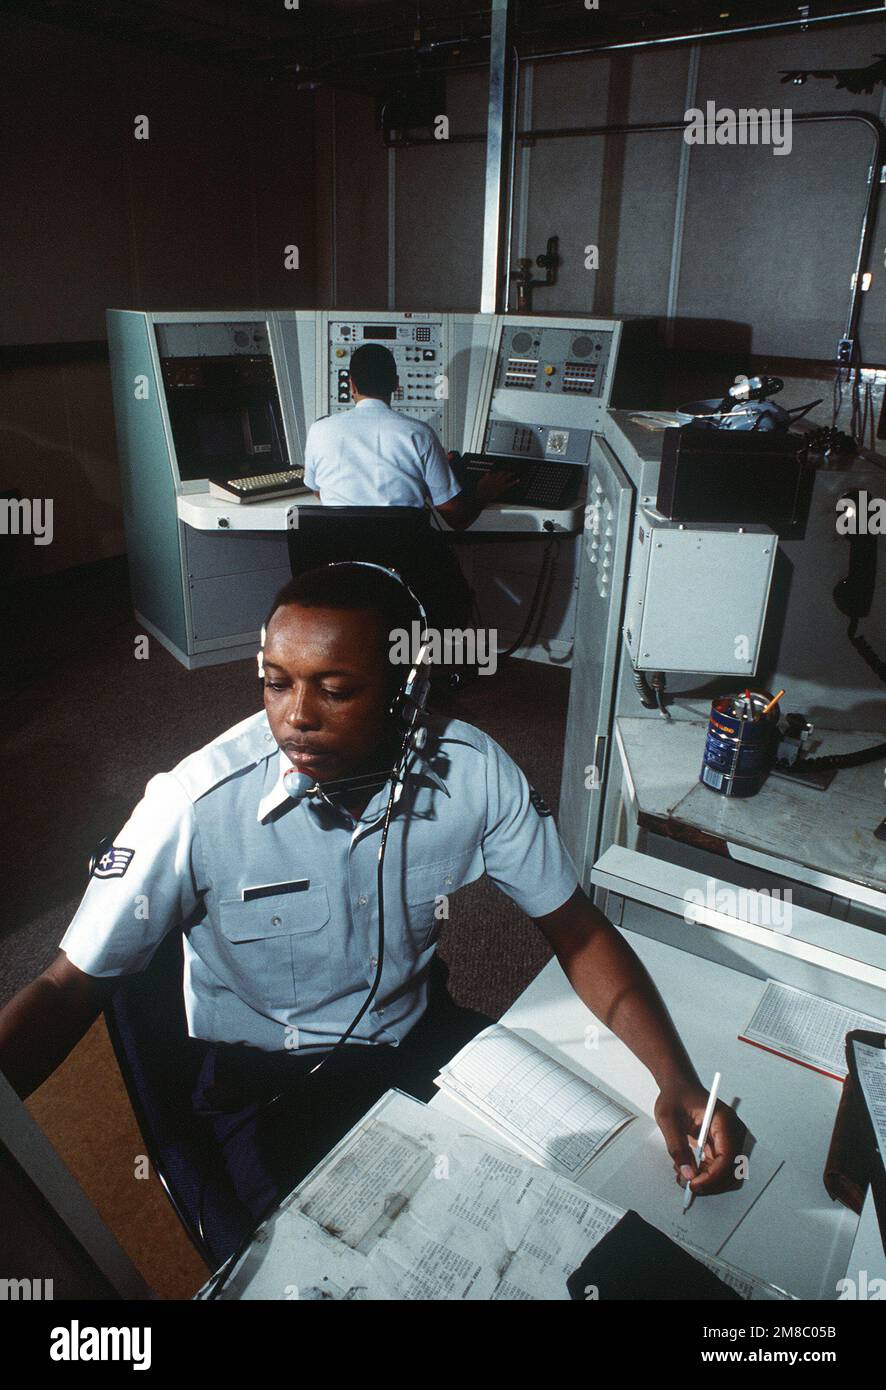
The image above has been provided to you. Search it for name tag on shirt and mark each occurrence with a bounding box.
[241,879,310,902]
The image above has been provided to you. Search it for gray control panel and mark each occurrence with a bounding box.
[495,324,614,398]
[484,322,616,464]
[327,316,445,437]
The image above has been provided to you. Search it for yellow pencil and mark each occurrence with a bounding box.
[758,689,785,721]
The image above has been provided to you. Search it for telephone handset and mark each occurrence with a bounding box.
[834,490,885,685]
[833,491,877,620]
[778,489,886,776]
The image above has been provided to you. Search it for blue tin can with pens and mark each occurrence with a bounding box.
[699,691,781,798]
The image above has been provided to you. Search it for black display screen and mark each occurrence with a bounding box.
[363,325,397,340]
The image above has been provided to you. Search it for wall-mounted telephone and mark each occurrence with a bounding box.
[774,489,886,775]
[834,491,877,620]
[834,490,885,684]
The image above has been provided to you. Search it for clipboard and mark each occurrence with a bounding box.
[847,1030,886,1255]
[827,1029,886,1254]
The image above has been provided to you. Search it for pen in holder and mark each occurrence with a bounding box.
[699,690,782,798]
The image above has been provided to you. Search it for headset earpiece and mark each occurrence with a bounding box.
[318,561,432,731]
[263,562,431,750]
[390,634,431,732]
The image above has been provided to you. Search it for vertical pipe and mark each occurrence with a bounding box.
[513,60,535,312]
[665,43,699,347]
[480,0,515,313]
[331,90,338,306]
[387,144,397,309]
[502,47,520,315]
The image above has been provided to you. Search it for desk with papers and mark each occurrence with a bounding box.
[201,931,867,1301]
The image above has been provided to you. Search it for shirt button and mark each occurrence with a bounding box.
[369,956,378,968]
[357,895,368,906]
[271,915,282,926]
[264,733,272,742]
[443,874,453,885]
[377,1007,385,1017]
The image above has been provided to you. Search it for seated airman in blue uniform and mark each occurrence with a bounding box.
[0,564,743,1252]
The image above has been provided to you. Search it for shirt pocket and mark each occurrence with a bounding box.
[217,884,332,1014]
[402,845,482,955]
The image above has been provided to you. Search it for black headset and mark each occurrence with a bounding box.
[259,559,434,1061]
[202,563,436,1283]
[258,560,432,808]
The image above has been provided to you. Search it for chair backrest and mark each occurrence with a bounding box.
[289,505,429,575]
[103,930,247,1268]
[104,930,197,1126]
[288,506,472,635]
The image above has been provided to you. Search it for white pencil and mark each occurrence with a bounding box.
[683,1071,721,1213]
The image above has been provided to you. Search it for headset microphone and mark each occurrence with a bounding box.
[203,560,433,1292]
[283,768,318,804]
[257,561,433,1072]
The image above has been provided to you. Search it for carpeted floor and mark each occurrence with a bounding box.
[3,559,571,1296]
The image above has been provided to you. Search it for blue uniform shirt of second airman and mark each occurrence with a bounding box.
[59,712,579,1054]
[303,397,461,508]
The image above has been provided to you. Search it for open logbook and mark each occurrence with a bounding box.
[433,1023,635,1177]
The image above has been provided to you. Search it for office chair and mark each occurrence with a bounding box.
[288,506,476,685]
[103,928,255,1271]
[289,505,477,632]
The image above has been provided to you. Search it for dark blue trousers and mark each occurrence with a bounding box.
[192,969,489,1260]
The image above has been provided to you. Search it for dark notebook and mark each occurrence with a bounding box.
[567,1210,743,1301]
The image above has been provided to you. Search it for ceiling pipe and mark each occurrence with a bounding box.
[521,3,886,63]
[391,111,885,362]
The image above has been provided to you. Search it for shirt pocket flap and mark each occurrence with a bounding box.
[218,884,330,943]
[404,846,482,905]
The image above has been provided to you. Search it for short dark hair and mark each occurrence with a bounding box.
[264,563,422,690]
[348,343,398,399]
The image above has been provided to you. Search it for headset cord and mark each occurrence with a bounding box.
[197,743,415,1280]
[308,764,402,1071]
[200,797,398,1295]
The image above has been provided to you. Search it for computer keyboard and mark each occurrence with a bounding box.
[209,469,308,503]
[460,454,584,510]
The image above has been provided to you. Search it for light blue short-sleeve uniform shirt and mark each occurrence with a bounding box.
[303,398,461,508]
[60,713,578,1054]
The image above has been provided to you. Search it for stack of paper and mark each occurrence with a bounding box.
[199,1089,792,1301]
[434,1024,635,1176]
